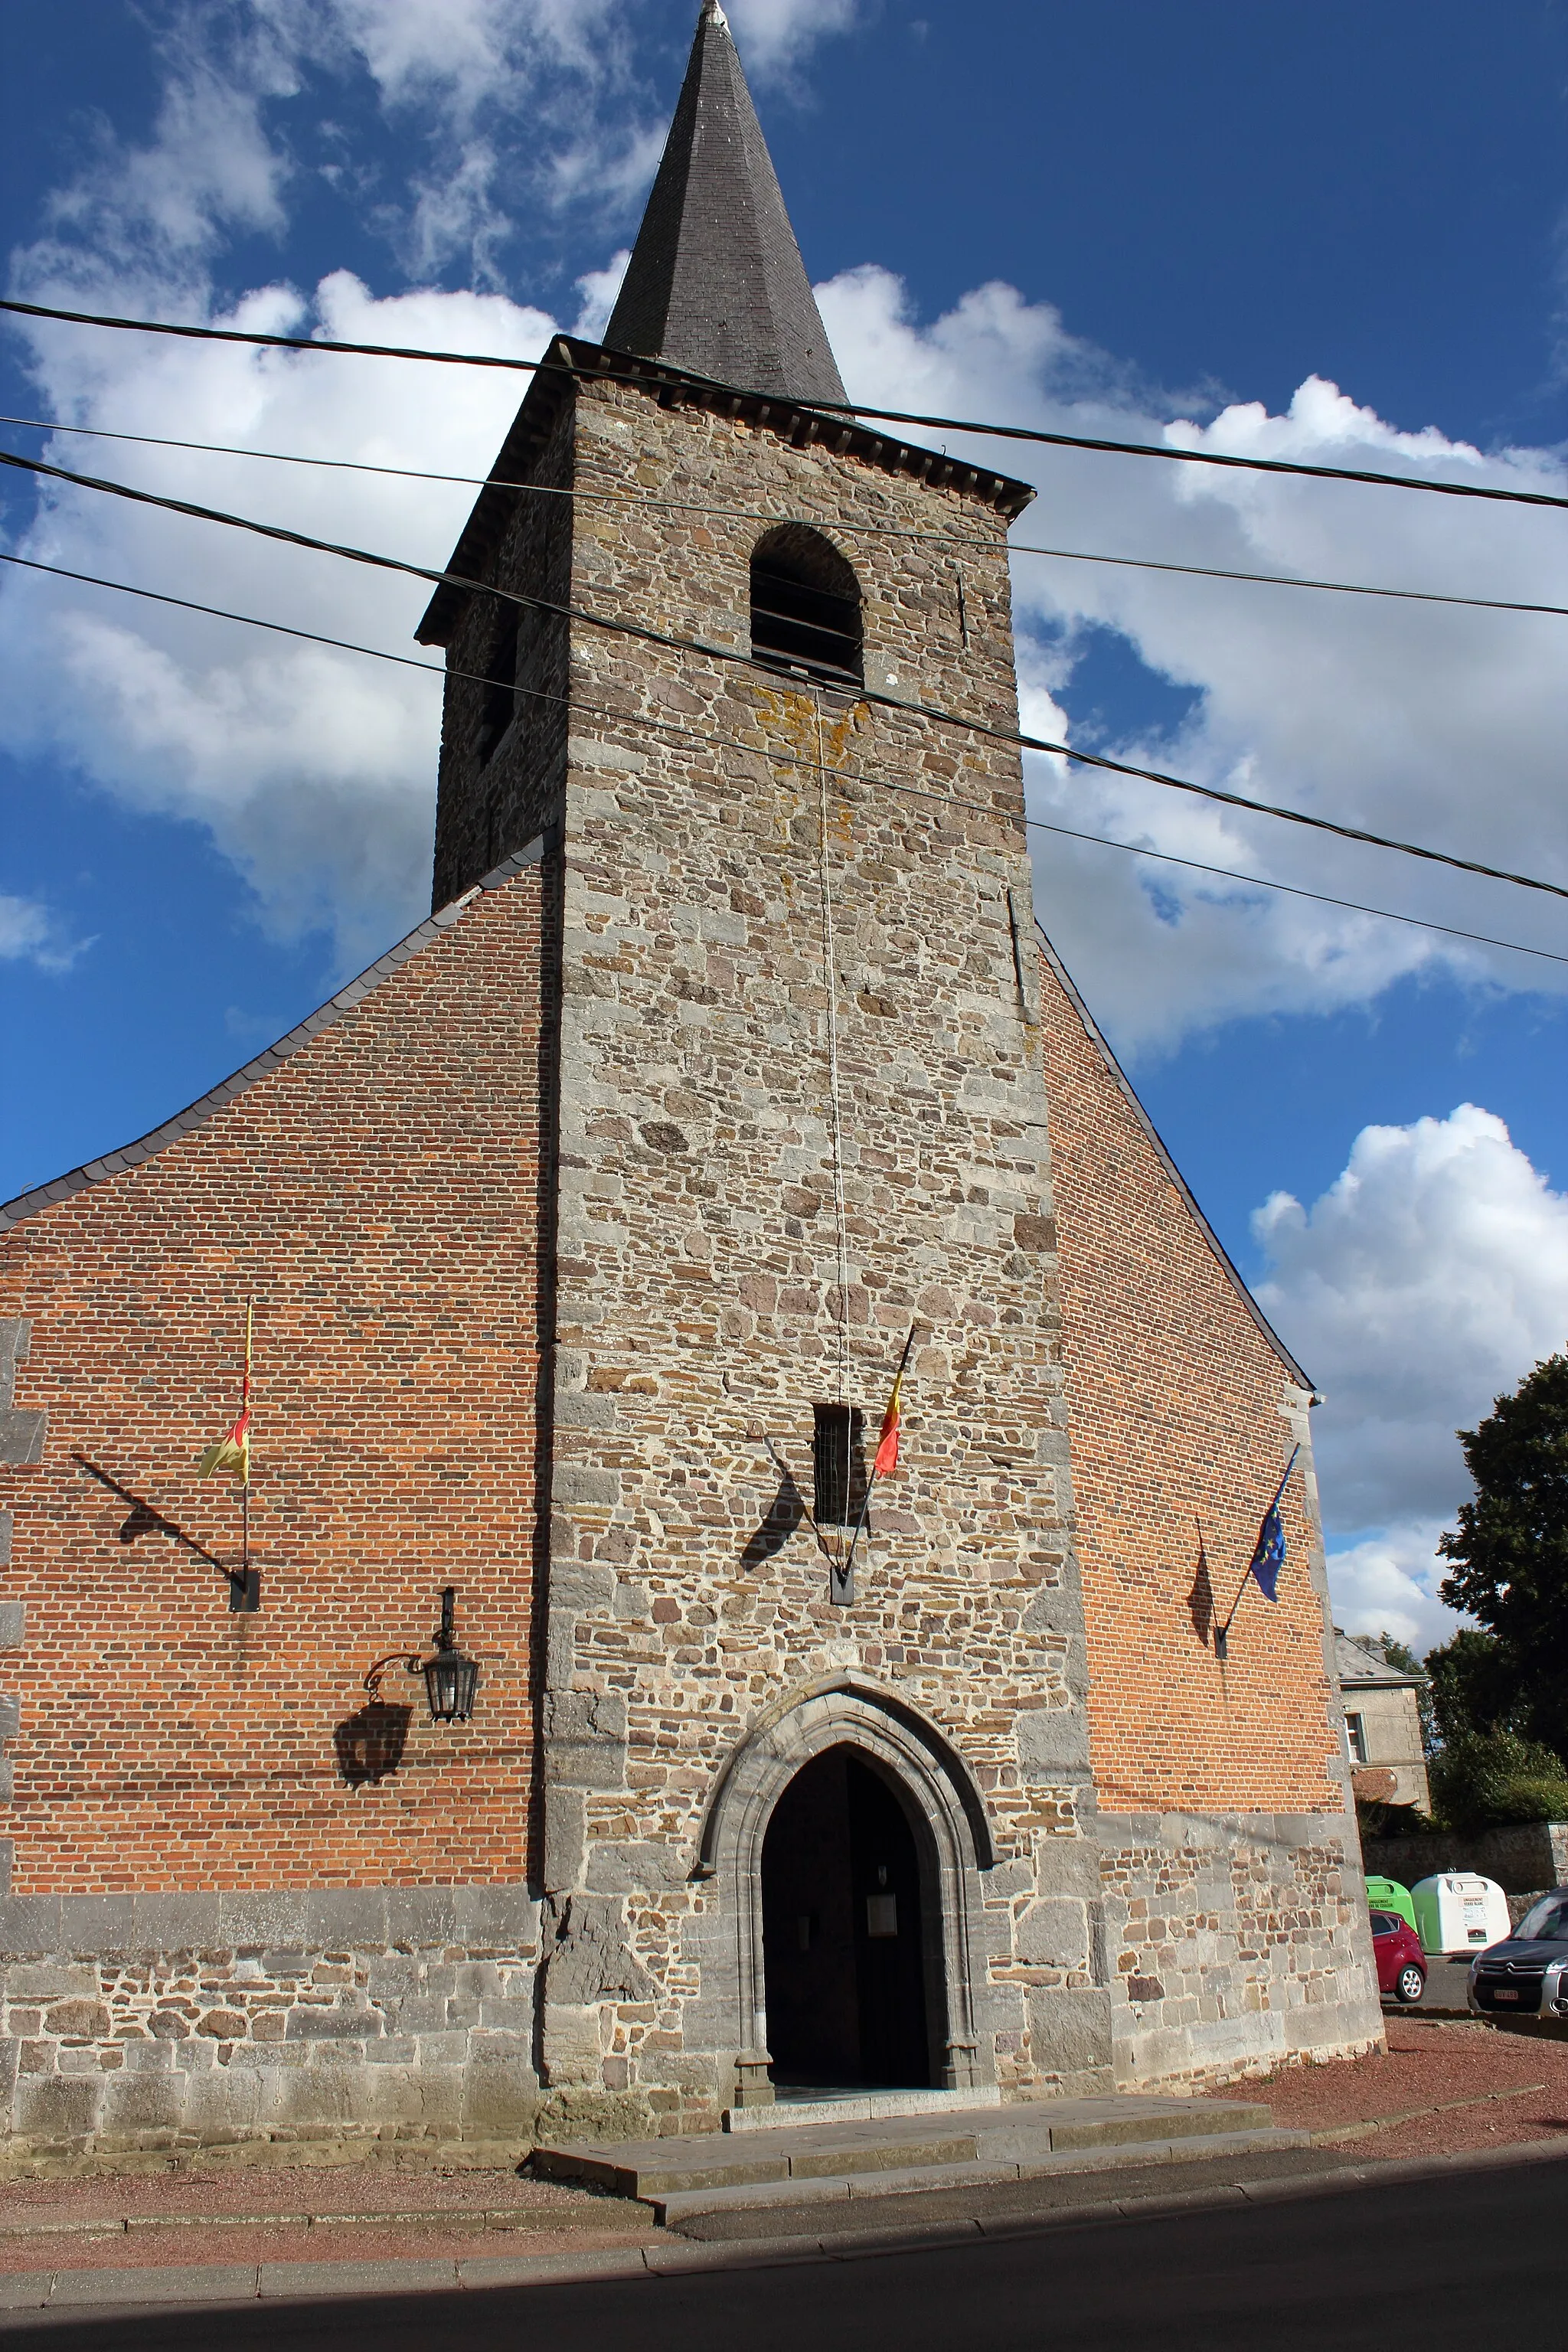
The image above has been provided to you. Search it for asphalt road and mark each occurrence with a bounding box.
[2,2153,1561,2352]
[1406,1955,1478,2011]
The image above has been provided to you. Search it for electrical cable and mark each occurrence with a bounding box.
[7,438,1568,911]
[8,410,1568,626]
[5,296,1568,516]
[5,544,1566,975]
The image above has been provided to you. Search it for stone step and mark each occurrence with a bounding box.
[532,2092,1276,2207]
[534,2129,983,2200]
[648,2127,1310,2227]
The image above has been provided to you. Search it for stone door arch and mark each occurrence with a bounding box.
[692,1677,997,2104]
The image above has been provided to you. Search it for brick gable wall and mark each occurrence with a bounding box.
[0,863,554,1897]
[1037,946,1341,1817]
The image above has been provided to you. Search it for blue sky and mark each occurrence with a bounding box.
[8,0,1568,1650]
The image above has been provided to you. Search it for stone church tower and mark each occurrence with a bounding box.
[413,0,1377,2118]
[0,2,1379,2163]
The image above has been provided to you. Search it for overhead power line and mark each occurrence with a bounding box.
[5,439,1568,912]
[6,410,1568,626]
[5,296,1567,516]
[5,543,1567,980]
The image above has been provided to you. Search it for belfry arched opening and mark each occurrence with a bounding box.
[760,1746,933,2090]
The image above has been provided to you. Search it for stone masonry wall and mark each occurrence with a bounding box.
[0,1889,541,2170]
[1097,1814,1382,2088]
[432,400,574,909]
[511,375,1104,2127]
[0,862,551,1898]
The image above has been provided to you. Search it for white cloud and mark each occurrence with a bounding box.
[0,270,557,964]
[573,249,632,340]
[0,894,91,975]
[1250,1104,1568,1540]
[725,0,863,77]
[13,9,1568,1042]
[1325,1521,1459,1656]
[816,265,1568,1060]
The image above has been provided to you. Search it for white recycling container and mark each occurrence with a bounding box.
[1411,1873,1511,1955]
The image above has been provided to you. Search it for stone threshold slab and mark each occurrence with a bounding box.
[727,2085,1003,2131]
[0,2209,649,2245]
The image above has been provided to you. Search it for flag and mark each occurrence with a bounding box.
[873,1351,910,1479]
[198,1410,250,1483]
[198,1299,253,1483]
[1246,1498,1286,1601]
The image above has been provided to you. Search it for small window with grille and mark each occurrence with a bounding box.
[812,1401,870,1527]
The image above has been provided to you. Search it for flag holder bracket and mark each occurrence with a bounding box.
[73,1455,260,1612]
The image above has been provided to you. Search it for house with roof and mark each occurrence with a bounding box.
[1335,1632,1431,1813]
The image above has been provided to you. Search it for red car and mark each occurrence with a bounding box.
[1370,1909,1427,2004]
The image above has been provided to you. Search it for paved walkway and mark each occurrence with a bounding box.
[2,2141,1566,2321]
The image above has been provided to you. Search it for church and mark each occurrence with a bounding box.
[0,2,1380,2164]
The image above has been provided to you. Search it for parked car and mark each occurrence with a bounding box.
[1370,1909,1427,2004]
[1468,1887,1568,2017]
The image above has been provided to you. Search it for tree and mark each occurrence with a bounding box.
[1427,1726,1568,1833]
[1424,1626,1517,1746]
[1438,1352,1568,1769]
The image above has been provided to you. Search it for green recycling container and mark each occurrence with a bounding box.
[1365,1875,1417,1932]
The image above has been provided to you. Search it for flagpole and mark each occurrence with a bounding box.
[840,1324,916,1591]
[240,1298,253,1579]
[1214,1446,1299,1656]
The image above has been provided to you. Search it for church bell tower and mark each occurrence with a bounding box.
[416,0,1105,2126]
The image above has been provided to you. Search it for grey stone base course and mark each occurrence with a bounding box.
[1097,1810,1384,2091]
[0,1885,557,2167]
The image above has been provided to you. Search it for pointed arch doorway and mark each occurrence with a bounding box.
[693,1677,998,2104]
[761,1746,931,2088]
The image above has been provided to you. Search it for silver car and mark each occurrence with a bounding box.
[1468,1887,1568,2016]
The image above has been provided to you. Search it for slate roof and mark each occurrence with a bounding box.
[1335,1631,1427,1690]
[605,0,847,406]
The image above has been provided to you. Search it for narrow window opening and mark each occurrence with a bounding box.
[1345,1711,1367,1765]
[813,1401,870,1527]
[751,524,863,694]
[475,599,521,766]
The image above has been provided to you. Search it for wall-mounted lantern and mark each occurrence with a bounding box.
[363,1586,479,1724]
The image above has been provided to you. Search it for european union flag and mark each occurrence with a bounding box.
[1246,1498,1286,1602]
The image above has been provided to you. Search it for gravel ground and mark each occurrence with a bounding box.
[1200,2015,1568,2160]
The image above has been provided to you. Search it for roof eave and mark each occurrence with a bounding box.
[415,335,1037,648]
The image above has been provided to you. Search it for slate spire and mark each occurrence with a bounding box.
[603,0,847,405]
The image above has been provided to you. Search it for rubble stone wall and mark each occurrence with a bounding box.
[432,400,574,908]
[0,1888,543,2168]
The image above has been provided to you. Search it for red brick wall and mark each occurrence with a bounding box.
[0,866,554,1894]
[1039,954,1338,1816]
